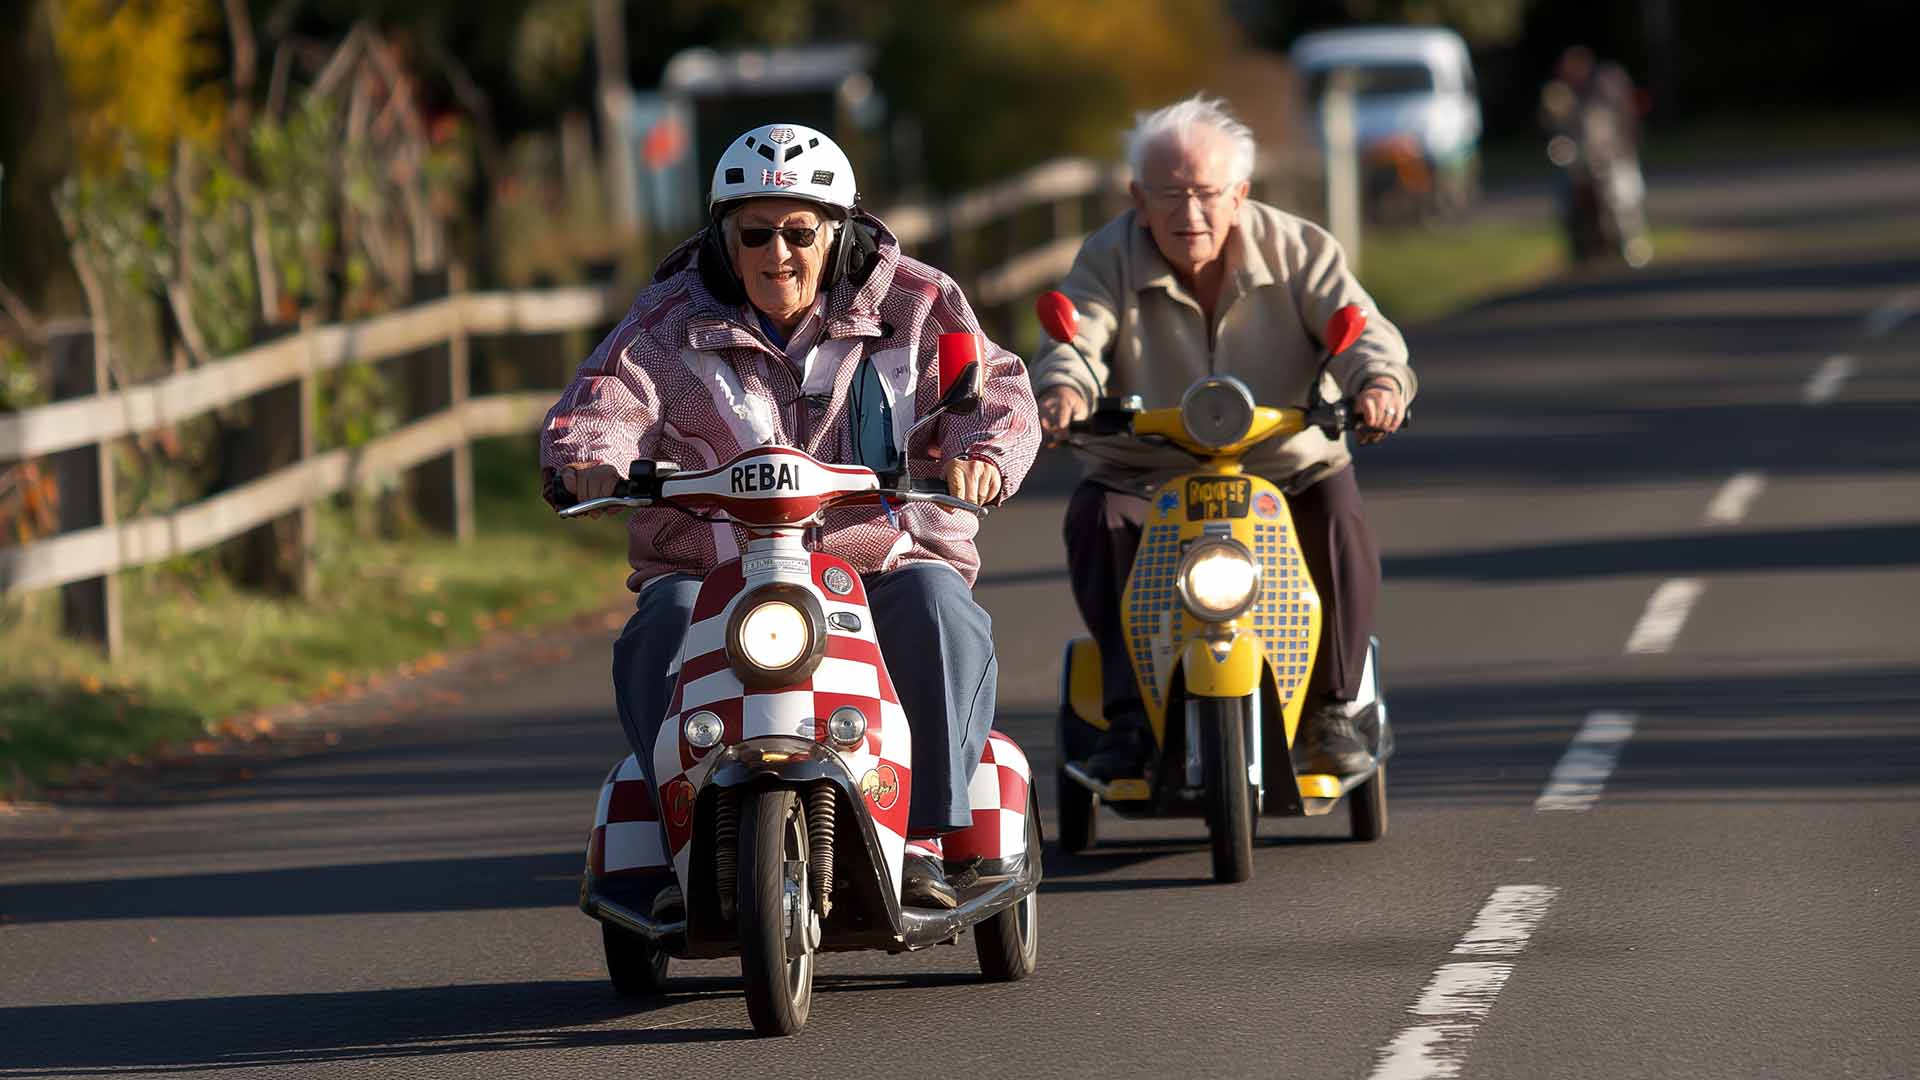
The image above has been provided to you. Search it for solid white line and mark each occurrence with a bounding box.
[1535,711,1639,812]
[1703,470,1766,525]
[1866,290,1919,337]
[1368,887,1561,1079]
[1805,354,1855,405]
[1624,578,1705,655]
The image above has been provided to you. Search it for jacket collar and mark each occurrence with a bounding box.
[1129,203,1275,306]
[679,210,900,354]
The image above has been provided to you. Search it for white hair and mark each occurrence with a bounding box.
[1124,95,1256,185]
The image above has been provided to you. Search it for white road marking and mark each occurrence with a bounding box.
[1369,886,1561,1079]
[1452,885,1562,954]
[1624,578,1704,655]
[1866,290,1919,337]
[1536,711,1639,812]
[1804,354,1855,405]
[1703,470,1766,525]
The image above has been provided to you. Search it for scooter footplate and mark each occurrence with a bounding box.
[1296,773,1345,799]
[1062,763,1152,801]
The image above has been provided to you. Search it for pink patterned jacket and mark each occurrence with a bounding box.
[540,212,1040,590]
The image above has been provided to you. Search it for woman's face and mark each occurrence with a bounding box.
[728,198,834,331]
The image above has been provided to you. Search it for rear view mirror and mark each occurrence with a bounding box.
[936,333,986,416]
[1036,291,1080,344]
[1323,304,1367,356]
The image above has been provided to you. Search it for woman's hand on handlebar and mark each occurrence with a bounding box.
[1038,386,1090,444]
[942,456,1002,510]
[561,462,623,518]
[1353,381,1407,444]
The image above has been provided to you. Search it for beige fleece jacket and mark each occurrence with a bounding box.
[1030,200,1415,493]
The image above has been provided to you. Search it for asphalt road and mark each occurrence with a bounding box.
[4,165,1918,1080]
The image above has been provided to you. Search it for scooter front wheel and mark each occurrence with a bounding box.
[737,788,814,1036]
[1199,696,1255,883]
[1056,765,1097,854]
[1350,763,1388,841]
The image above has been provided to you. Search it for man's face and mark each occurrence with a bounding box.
[727,198,834,328]
[1130,129,1249,283]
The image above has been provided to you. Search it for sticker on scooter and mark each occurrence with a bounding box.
[730,461,803,492]
[1186,476,1251,521]
[860,763,901,811]
[745,554,809,577]
[1254,491,1281,519]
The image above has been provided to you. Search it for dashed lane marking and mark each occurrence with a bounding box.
[1368,886,1561,1080]
[1805,354,1855,405]
[1536,711,1639,812]
[1624,578,1705,655]
[1866,290,1918,337]
[1703,470,1766,525]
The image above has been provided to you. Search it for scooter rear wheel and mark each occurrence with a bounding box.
[1350,764,1388,841]
[602,922,669,997]
[1199,696,1256,883]
[737,788,814,1036]
[975,812,1041,981]
[1056,766,1098,854]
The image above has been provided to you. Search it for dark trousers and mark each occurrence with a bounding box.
[612,562,997,835]
[1062,464,1381,714]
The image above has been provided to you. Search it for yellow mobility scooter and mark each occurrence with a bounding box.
[1040,295,1393,883]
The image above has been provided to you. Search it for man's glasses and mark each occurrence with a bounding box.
[737,225,822,248]
[1146,186,1231,209]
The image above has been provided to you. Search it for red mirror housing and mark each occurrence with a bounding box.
[1324,304,1367,357]
[1036,291,1080,345]
[936,333,987,415]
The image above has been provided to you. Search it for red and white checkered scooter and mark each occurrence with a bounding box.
[557,345,1040,1037]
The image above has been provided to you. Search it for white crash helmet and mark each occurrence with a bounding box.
[708,123,858,220]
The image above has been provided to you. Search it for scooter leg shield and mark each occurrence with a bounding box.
[942,731,1036,878]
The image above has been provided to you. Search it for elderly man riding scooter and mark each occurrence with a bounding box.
[541,124,1039,909]
[1031,96,1415,782]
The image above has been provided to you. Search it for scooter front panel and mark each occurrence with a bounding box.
[1122,476,1323,742]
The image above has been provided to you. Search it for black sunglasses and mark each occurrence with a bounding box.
[737,225,822,248]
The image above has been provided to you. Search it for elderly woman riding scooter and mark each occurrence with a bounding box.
[541,124,1040,909]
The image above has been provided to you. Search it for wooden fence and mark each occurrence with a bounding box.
[1,153,1325,656]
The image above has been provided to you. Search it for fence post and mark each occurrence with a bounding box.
[407,265,473,540]
[224,321,314,596]
[1321,75,1363,273]
[46,321,123,658]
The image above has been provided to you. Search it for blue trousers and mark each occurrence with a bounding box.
[612,561,997,834]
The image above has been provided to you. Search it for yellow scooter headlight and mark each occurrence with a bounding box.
[1178,538,1260,622]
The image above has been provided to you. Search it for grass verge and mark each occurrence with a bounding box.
[0,435,630,800]
[1361,220,1701,322]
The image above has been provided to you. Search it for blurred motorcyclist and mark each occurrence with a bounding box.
[1540,46,1652,267]
[539,123,1040,908]
[1029,96,1416,782]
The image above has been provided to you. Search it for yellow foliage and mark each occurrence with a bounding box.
[52,0,226,169]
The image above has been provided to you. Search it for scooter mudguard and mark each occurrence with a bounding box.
[1179,632,1264,698]
[942,731,1035,877]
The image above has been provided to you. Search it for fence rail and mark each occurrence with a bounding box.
[2,151,1328,655]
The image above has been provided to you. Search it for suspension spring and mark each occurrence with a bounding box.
[713,788,739,920]
[807,783,836,917]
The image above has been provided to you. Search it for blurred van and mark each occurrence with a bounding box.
[1291,26,1482,220]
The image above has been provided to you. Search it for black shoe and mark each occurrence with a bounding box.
[1082,708,1154,782]
[901,853,958,909]
[1300,701,1373,777]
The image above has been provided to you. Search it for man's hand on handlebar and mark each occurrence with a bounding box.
[1353,381,1407,445]
[942,456,1002,511]
[561,462,623,518]
[1038,386,1090,444]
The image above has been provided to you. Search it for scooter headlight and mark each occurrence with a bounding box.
[725,584,826,689]
[1178,538,1260,622]
[1180,376,1257,450]
[826,706,868,747]
[683,710,725,749]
